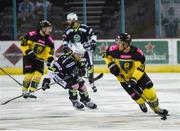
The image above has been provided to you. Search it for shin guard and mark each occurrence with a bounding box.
[22,73,33,91]
[29,71,42,92]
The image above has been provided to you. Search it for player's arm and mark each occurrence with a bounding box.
[87,26,97,51]
[103,53,124,82]
[43,42,55,66]
[131,61,145,81]
[62,29,71,52]
[103,48,120,76]
[131,48,146,81]
[129,49,146,88]
[20,33,34,56]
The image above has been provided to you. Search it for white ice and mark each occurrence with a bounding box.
[0,73,180,130]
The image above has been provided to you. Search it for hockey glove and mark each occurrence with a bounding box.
[78,68,86,77]
[47,56,54,67]
[108,62,120,76]
[25,49,35,59]
[63,44,70,53]
[90,40,96,51]
[128,77,137,89]
[42,78,51,91]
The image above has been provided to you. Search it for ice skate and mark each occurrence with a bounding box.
[138,103,148,113]
[80,99,97,109]
[22,90,29,99]
[91,86,97,92]
[155,108,168,116]
[28,91,37,99]
[71,100,84,110]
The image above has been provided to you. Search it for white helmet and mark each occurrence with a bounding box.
[69,42,85,57]
[66,12,78,21]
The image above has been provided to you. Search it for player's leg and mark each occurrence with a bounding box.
[67,78,84,109]
[28,59,44,98]
[78,79,97,109]
[139,73,168,115]
[84,51,97,92]
[121,82,147,112]
[22,56,34,98]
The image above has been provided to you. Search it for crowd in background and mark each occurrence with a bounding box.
[0,0,180,40]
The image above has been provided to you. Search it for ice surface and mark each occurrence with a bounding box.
[0,73,180,130]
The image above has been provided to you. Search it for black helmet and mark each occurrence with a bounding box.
[39,20,52,29]
[116,33,132,45]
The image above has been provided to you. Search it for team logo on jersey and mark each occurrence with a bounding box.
[73,34,81,42]
[119,60,134,73]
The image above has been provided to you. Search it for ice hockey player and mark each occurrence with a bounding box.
[103,33,168,117]
[20,20,54,99]
[62,12,97,92]
[42,42,97,110]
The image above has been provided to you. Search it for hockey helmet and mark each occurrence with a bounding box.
[39,20,52,29]
[116,33,132,45]
[66,12,78,21]
[69,42,85,60]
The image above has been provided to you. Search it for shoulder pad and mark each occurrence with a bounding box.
[80,24,88,28]
[136,48,144,57]
[109,44,119,52]
[28,31,37,37]
[64,27,73,35]
[48,36,54,44]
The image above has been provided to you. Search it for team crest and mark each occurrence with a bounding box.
[73,34,81,42]
[119,60,134,73]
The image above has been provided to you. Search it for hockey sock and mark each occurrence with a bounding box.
[29,71,42,92]
[22,73,33,91]
[79,91,90,102]
[143,87,160,110]
[69,89,78,100]
[135,97,145,105]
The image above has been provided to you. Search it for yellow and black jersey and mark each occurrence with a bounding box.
[20,30,54,61]
[103,44,145,82]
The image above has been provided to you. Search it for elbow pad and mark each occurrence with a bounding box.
[108,62,120,76]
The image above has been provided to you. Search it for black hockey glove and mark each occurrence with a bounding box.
[25,49,35,59]
[42,78,51,91]
[78,68,86,77]
[108,62,120,76]
[63,44,70,53]
[128,77,137,89]
[90,40,96,51]
[47,56,54,67]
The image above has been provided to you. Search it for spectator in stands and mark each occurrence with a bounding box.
[18,0,34,22]
[34,0,52,16]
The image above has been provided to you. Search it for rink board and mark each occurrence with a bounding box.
[0,39,180,74]
[1,65,180,75]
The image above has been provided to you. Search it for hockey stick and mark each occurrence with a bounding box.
[0,67,22,86]
[1,87,43,105]
[89,73,103,83]
[1,78,63,105]
[119,74,168,120]
[49,73,104,86]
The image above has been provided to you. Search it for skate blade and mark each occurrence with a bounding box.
[85,106,98,110]
[73,107,85,111]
